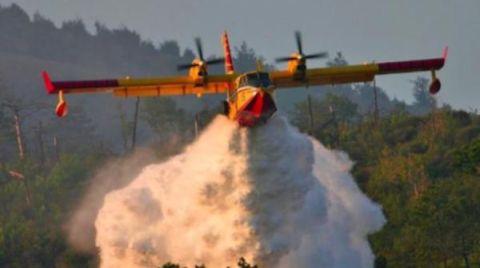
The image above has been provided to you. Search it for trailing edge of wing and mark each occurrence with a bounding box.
[41,71,236,96]
[270,47,447,89]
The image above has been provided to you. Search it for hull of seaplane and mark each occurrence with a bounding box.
[232,89,277,127]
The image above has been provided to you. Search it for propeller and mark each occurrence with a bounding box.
[177,37,224,71]
[275,31,328,63]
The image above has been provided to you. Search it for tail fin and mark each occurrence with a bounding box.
[222,31,235,74]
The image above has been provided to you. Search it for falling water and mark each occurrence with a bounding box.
[94,115,385,268]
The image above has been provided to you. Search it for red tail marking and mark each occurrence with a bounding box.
[222,31,235,74]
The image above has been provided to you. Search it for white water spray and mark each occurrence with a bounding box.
[95,115,385,267]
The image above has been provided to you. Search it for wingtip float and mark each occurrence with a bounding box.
[42,32,447,125]
[43,71,67,117]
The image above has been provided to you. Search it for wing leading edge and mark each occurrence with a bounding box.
[42,71,236,97]
[270,47,448,89]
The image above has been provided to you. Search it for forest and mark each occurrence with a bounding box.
[0,3,479,268]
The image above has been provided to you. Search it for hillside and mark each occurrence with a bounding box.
[1,3,478,268]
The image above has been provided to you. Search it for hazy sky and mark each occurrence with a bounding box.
[1,0,479,109]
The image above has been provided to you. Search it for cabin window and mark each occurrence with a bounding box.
[238,76,248,87]
[239,72,271,88]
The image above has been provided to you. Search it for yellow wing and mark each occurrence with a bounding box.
[43,72,236,97]
[270,48,447,89]
[270,64,378,88]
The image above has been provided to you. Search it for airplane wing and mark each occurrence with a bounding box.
[42,72,236,117]
[43,72,236,97]
[270,47,448,91]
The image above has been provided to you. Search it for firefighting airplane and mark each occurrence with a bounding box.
[42,31,447,127]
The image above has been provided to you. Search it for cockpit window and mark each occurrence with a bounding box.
[239,72,271,88]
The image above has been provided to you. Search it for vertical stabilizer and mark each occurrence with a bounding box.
[222,31,235,74]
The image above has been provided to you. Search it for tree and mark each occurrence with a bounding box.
[410,77,436,115]
[142,97,191,138]
[47,104,101,156]
[233,42,273,73]
[237,257,258,268]
[404,176,480,267]
[291,93,358,146]
[454,138,480,174]
[0,98,14,163]
[327,52,348,67]
[141,97,196,157]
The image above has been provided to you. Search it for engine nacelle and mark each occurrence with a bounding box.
[287,53,308,81]
[187,59,208,86]
[429,78,441,95]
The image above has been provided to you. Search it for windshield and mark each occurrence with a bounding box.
[247,72,271,87]
[239,72,271,88]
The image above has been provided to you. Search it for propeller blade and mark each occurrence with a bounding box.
[304,52,328,60]
[177,63,198,71]
[275,32,327,68]
[295,31,303,55]
[195,37,204,61]
[276,57,298,63]
[205,58,225,65]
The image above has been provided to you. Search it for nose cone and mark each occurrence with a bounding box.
[237,91,277,127]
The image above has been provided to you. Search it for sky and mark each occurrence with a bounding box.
[1,0,479,109]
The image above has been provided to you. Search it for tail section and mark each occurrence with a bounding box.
[222,31,235,74]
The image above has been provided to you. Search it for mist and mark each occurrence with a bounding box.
[93,115,385,267]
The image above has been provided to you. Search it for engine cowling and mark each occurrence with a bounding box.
[429,78,441,95]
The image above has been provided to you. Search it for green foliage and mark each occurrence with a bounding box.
[141,97,222,158]
[0,153,103,266]
[454,138,480,174]
[0,4,478,268]
[291,93,358,147]
[142,97,191,137]
[291,95,480,267]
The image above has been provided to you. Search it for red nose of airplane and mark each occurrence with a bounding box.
[237,91,277,127]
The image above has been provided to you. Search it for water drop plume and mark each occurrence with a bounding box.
[95,115,385,267]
